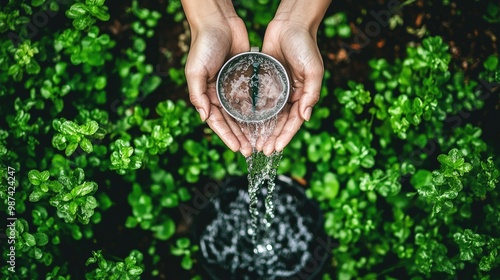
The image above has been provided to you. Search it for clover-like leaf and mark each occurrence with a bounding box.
[79,120,99,135]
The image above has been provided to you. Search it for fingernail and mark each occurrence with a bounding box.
[240,148,251,158]
[303,107,312,121]
[196,108,207,121]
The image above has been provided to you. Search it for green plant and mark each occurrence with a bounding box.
[280,35,500,279]
[1,1,499,279]
[480,55,499,83]
[28,168,99,224]
[66,0,110,30]
[323,12,351,38]
[51,118,106,156]
[125,168,191,241]
[170,237,200,270]
[85,250,144,279]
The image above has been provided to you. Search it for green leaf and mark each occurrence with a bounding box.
[133,38,146,52]
[60,121,79,135]
[33,247,43,259]
[162,193,179,208]
[71,182,96,197]
[181,255,193,270]
[322,172,339,199]
[31,0,45,7]
[95,76,107,90]
[73,16,94,30]
[65,142,78,156]
[79,120,99,135]
[128,267,143,276]
[8,64,21,77]
[176,237,191,249]
[484,55,498,71]
[170,247,185,256]
[26,61,41,74]
[125,216,138,228]
[28,170,42,185]
[34,232,49,246]
[66,3,88,19]
[411,169,432,188]
[152,217,175,240]
[29,190,45,202]
[23,232,36,247]
[177,187,191,201]
[80,137,93,153]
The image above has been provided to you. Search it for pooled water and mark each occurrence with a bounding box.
[198,177,324,280]
[218,54,288,122]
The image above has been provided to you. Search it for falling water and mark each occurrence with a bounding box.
[237,116,282,253]
[217,52,289,253]
[246,148,283,252]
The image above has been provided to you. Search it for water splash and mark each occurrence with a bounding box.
[198,177,326,280]
[246,150,283,251]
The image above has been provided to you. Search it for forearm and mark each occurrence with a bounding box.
[273,0,331,33]
[180,0,238,29]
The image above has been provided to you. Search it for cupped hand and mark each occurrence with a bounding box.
[260,20,324,155]
[184,16,253,157]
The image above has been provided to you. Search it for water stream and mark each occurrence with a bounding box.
[240,117,283,253]
[197,53,329,278]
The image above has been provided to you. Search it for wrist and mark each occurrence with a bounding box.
[181,0,239,30]
[272,0,331,34]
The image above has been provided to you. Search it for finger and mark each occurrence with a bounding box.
[274,102,304,152]
[262,104,290,156]
[255,132,265,152]
[185,65,211,121]
[206,105,241,152]
[298,61,323,121]
[221,110,253,157]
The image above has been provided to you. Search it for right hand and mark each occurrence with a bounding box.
[184,16,253,157]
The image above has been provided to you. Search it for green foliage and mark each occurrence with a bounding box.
[7,40,40,81]
[66,0,110,30]
[130,0,162,38]
[480,55,500,83]
[52,118,106,156]
[125,168,191,241]
[234,0,280,46]
[323,12,351,38]
[28,168,99,224]
[483,0,500,23]
[0,0,202,278]
[170,237,200,270]
[165,0,184,22]
[281,35,500,279]
[1,1,499,279]
[85,250,144,279]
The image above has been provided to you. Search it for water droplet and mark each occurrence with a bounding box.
[256,244,265,254]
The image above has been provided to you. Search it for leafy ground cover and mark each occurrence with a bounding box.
[1,0,499,279]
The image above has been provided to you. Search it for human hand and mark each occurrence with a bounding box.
[184,13,253,157]
[260,19,324,155]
